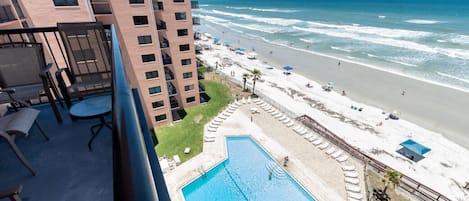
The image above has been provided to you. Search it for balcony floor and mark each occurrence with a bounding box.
[0,103,112,201]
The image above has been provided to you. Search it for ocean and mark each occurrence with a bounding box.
[194,0,469,90]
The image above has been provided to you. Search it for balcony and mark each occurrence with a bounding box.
[0,24,170,201]
[152,1,164,10]
[162,55,172,65]
[191,0,199,9]
[164,66,175,80]
[156,21,166,30]
[199,82,205,92]
[169,96,179,109]
[160,38,169,48]
[91,0,112,15]
[0,5,17,24]
[167,82,177,96]
[192,17,201,25]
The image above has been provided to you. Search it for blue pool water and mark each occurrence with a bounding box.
[182,136,316,201]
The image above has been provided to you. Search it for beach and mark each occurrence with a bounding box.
[195,34,469,200]
[202,25,469,150]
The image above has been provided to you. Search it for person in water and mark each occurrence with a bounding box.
[268,171,273,180]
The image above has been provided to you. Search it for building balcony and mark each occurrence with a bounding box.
[167,82,177,96]
[192,17,201,25]
[156,21,166,30]
[0,5,17,24]
[162,56,172,65]
[90,0,112,15]
[0,24,170,201]
[152,1,164,10]
[160,38,169,48]
[164,66,175,80]
[169,96,179,109]
[191,0,199,9]
[199,82,205,92]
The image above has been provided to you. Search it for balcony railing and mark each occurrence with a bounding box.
[164,67,175,80]
[199,83,205,92]
[162,56,172,65]
[169,96,179,109]
[0,5,16,23]
[160,38,169,48]
[191,0,199,9]
[167,82,177,96]
[91,0,112,15]
[192,17,201,25]
[156,21,166,30]
[152,1,164,10]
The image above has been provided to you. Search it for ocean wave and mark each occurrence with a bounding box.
[306,21,431,39]
[212,10,302,26]
[229,22,290,34]
[299,38,318,43]
[199,4,209,7]
[437,72,469,84]
[378,15,386,19]
[448,34,469,45]
[367,53,378,58]
[202,16,244,34]
[387,59,418,67]
[331,46,352,52]
[292,26,469,60]
[225,6,298,13]
[201,15,228,23]
[405,19,442,24]
[437,39,448,43]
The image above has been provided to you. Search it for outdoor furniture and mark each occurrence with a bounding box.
[0,42,63,123]
[56,22,112,108]
[0,186,22,201]
[69,95,111,151]
[0,107,49,176]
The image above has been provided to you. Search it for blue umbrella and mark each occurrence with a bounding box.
[283,65,293,71]
[214,37,220,43]
[224,41,232,47]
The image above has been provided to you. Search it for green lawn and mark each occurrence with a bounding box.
[155,80,232,162]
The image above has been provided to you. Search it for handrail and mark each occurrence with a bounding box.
[111,24,167,201]
[296,115,451,201]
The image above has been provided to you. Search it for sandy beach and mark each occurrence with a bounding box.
[201,25,469,150]
[195,33,469,200]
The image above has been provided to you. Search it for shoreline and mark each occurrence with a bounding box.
[200,25,469,150]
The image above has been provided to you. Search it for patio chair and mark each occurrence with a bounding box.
[0,105,49,176]
[0,42,63,123]
[56,22,112,108]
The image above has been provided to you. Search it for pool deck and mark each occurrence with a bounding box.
[164,100,366,201]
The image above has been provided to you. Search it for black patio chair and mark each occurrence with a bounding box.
[56,22,112,108]
[0,42,63,123]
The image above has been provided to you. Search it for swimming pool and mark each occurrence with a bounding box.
[182,136,316,201]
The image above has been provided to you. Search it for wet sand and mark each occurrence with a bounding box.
[202,25,469,150]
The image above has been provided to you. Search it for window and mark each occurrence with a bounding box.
[129,0,144,4]
[73,49,95,62]
[186,96,196,103]
[181,58,191,66]
[133,16,149,25]
[155,114,167,122]
[184,84,194,91]
[53,0,78,6]
[177,29,188,36]
[183,72,193,79]
[142,54,156,63]
[179,44,190,51]
[149,86,161,94]
[138,35,152,45]
[175,12,186,20]
[152,100,164,109]
[145,70,158,79]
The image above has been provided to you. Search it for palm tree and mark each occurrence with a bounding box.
[251,69,261,95]
[242,73,251,91]
[382,169,401,194]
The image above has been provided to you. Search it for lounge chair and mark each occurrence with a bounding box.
[254,98,261,104]
[285,122,294,127]
[303,133,313,139]
[307,135,317,142]
[318,142,329,150]
[173,155,181,165]
[241,97,246,104]
[204,136,215,142]
[344,171,359,178]
[274,113,283,118]
[299,129,308,135]
[222,112,231,117]
[208,123,218,129]
[312,138,323,146]
[247,96,251,103]
[282,118,290,124]
[218,115,227,120]
[347,192,363,200]
[336,155,349,163]
[293,125,301,130]
[331,150,344,158]
[160,159,170,173]
[208,127,217,132]
[211,120,221,126]
[325,147,336,155]
[345,177,360,185]
[346,184,361,193]
[271,110,279,115]
[342,165,356,171]
[348,197,361,201]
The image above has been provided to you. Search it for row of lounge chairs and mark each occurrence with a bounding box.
[205,98,249,142]
[255,97,364,200]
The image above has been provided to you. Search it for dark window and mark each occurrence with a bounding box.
[179,44,190,51]
[173,0,184,2]
[129,0,144,4]
[138,35,152,44]
[142,54,156,62]
[155,114,167,122]
[177,29,188,36]
[133,16,149,25]
[186,96,196,103]
[149,86,162,94]
[184,84,194,91]
[181,58,191,66]
[53,0,78,6]
[73,49,95,62]
[152,100,164,109]
[175,12,186,20]
[145,70,158,79]
[183,72,193,79]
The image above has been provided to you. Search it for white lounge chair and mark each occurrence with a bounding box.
[241,97,246,104]
[325,147,336,155]
[295,127,304,133]
[299,129,308,135]
[208,124,218,129]
[254,98,261,104]
[282,118,290,124]
[342,165,356,171]
[345,177,360,185]
[331,150,344,158]
[218,115,227,120]
[271,110,279,115]
[208,127,217,132]
[348,197,362,201]
[211,121,221,126]
[247,96,251,103]
[318,142,329,150]
[159,159,170,173]
[312,138,323,145]
[344,171,359,178]
[307,135,317,142]
[274,113,283,118]
[173,155,181,165]
[347,192,363,200]
[293,125,301,130]
[235,100,241,106]
[285,122,294,127]
[336,155,349,163]
[346,184,361,193]
[204,136,215,142]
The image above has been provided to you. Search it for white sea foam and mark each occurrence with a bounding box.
[229,22,284,34]
[448,34,469,45]
[212,10,302,26]
[299,38,318,44]
[225,6,298,13]
[367,53,378,58]
[437,72,469,84]
[437,39,448,43]
[378,15,386,19]
[405,19,442,24]
[331,46,352,52]
[199,4,209,7]
[387,59,418,67]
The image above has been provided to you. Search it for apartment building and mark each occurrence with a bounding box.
[0,0,201,128]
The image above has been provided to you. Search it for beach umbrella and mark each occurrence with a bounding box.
[214,37,220,43]
[224,41,232,47]
[237,47,246,52]
[283,65,293,71]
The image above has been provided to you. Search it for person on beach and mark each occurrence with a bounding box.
[269,50,273,55]
[401,89,406,96]
[250,115,253,122]
[338,61,341,66]
[342,90,346,96]
[283,156,289,167]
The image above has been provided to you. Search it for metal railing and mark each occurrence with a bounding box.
[111,25,170,201]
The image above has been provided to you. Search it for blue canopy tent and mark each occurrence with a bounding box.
[213,37,220,44]
[283,65,293,75]
[396,139,431,162]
